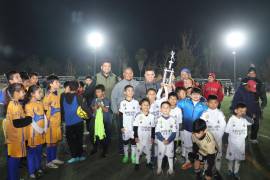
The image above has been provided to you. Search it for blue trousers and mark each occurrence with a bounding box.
[46,145,57,163]
[27,145,42,174]
[7,156,20,180]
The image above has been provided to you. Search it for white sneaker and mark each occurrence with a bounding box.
[250,139,259,144]
[157,168,163,175]
[46,162,58,169]
[167,169,174,176]
[52,159,64,165]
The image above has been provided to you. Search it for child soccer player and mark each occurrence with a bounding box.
[133,98,155,170]
[175,87,187,100]
[189,119,218,180]
[225,103,253,180]
[155,101,177,175]
[25,85,46,179]
[61,81,88,163]
[177,87,208,170]
[91,84,112,157]
[29,72,39,86]
[4,83,32,180]
[119,85,140,164]
[200,95,226,172]
[43,75,64,168]
[168,92,183,160]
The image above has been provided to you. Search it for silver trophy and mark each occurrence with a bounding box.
[162,50,175,85]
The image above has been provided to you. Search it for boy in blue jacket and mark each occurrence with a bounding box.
[177,87,208,170]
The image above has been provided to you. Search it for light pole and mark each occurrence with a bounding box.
[86,32,104,76]
[225,31,246,88]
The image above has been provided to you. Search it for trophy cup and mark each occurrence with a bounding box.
[162,50,175,85]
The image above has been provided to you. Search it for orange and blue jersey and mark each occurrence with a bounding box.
[25,101,46,147]
[5,100,28,158]
[43,91,62,144]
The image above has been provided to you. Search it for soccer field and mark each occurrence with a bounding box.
[0,95,270,180]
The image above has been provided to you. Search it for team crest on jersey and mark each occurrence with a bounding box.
[205,114,209,119]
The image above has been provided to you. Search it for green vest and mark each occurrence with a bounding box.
[95,72,118,98]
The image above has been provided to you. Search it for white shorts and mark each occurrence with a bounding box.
[226,141,245,161]
[122,130,134,141]
[182,130,193,148]
[157,141,174,159]
[136,142,151,156]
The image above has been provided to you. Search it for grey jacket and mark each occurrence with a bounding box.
[111,79,139,114]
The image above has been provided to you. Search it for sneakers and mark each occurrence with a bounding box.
[234,173,241,180]
[52,159,64,165]
[29,174,36,179]
[167,169,174,176]
[146,163,153,170]
[131,155,136,164]
[79,156,86,161]
[122,156,129,163]
[181,162,192,170]
[134,164,140,171]
[46,162,58,169]
[67,158,79,164]
[156,168,163,176]
[227,170,234,176]
[249,139,259,144]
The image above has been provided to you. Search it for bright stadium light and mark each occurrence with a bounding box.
[86,32,104,49]
[86,31,104,75]
[226,31,246,49]
[225,30,246,88]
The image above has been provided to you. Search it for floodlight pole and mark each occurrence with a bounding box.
[93,47,97,76]
[232,51,236,89]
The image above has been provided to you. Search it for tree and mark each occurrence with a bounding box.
[135,48,148,79]
[175,33,200,77]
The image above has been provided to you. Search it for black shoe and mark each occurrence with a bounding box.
[214,170,223,180]
[135,164,140,171]
[90,149,97,155]
[100,152,107,158]
[146,163,153,170]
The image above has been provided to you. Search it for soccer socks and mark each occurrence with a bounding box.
[123,145,129,157]
[46,146,53,163]
[168,157,174,171]
[35,145,43,170]
[234,160,240,174]
[7,156,20,180]
[131,145,136,157]
[228,160,234,172]
[157,157,162,171]
[51,146,57,160]
[27,147,36,175]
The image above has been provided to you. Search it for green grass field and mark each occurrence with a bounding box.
[0,95,269,180]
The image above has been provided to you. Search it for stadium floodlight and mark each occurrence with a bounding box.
[86,31,104,75]
[225,30,246,88]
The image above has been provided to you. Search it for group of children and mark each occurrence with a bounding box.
[118,83,253,180]
[1,70,254,180]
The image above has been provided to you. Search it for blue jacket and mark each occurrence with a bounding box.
[231,86,261,117]
[177,98,208,132]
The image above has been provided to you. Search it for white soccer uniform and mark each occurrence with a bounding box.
[170,107,182,141]
[200,108,226,170]
[119,99,140,141]
[155,116,177,159]
[133,112,155,164]
[225,115,252,161]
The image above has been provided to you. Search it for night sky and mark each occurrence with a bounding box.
[1,0,270,66]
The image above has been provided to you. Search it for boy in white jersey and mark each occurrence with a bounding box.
[133,98,155,170]
[225,103,253,180]
[168,92,182,159]
[119,85,140,164]
[200,95,226,172]
[155,101,177,175]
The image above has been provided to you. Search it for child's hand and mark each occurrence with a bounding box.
[135,138,139,143]
[121,128,125,133]
[160,82,165,88]
[163,140,169,145]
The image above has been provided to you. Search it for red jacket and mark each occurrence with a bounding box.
[202,81,224,102]
[175,80,184,88]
